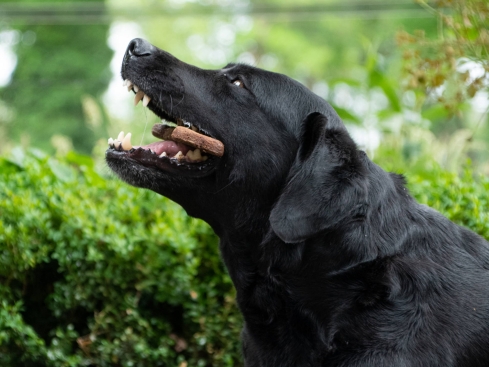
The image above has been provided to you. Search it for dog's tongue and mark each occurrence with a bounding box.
[135,141,190,156]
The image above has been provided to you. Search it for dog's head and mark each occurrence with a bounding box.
[106,38,349,234]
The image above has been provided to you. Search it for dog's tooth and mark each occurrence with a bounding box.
[194,149,202,160]
[133,85,139,93]
[115,141,122,149]
[187,148,202,161]
[159,152,167,158]
[108,137,114,146]
[117,131,125,141]
[122,132,132,150]
[134,90,144,106]
[175,151,184,160]
[143,94,151,107]
[126,80,134,92]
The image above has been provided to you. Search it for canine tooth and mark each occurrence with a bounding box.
[143,94,151,107]
[122,133,132,150]
[159,152,167,158]
[117,131,125,141]
[134,90,144,106]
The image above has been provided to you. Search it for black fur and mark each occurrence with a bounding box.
[106,38,489,367]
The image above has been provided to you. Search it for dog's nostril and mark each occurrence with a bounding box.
[126,38,155,57]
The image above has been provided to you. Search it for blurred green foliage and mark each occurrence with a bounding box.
[0,1,486,164]
[399,0,489,113]
[397,0,489,165]
[0,0,112,154]
[0,150,241,366]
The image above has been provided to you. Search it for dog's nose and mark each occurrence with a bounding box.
[126,38,155,57]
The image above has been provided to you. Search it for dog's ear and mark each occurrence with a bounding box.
[270,112,368,243]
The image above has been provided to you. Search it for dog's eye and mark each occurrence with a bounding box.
[232,79,245,88]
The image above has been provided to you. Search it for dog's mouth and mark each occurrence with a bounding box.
[106,79,223,177]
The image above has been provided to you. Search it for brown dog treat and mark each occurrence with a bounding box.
[171,126,224,157]
[152,124,175,140]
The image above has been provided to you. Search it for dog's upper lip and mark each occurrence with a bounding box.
[105,78,224,173]
[121,77,217,140]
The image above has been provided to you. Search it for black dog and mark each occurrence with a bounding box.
[106,38,489,367]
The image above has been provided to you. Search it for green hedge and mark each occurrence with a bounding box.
[0,149,488,366]
[0,149,242,367]
[408,167,489,240]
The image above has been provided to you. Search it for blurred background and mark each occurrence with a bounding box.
[1,0,488,171]
[1,1,488,366]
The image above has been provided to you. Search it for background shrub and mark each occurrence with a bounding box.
[1,148,488,366]
[0,149,242,367]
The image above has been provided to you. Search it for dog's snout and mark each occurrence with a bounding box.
[126,38,155,57]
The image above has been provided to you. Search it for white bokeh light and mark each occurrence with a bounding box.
[0,29,21,87]
[103,22,146,121]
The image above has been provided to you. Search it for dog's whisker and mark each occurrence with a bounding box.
[174,95,185,109]
[140,107,149,146]
[213,178,237,194]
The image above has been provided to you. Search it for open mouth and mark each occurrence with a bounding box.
[106,79,224,177]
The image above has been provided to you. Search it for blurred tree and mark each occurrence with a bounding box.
[398,0,488,114]
[0,0,112,154]
[397,0,489,170]
[133,0,437,82]
[121,0,437,132]
[243,1,436,80]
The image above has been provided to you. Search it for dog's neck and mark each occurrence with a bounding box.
[215,160,413,292]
